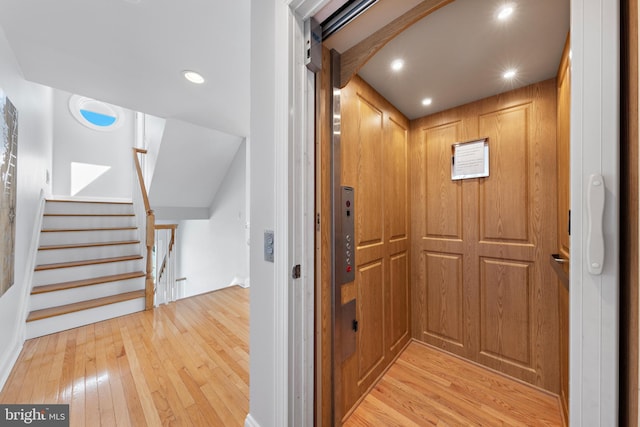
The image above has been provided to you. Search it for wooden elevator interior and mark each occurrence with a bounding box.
[315,2,572,425]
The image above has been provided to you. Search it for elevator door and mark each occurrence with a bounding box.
[555,37,570,421]
[338,75,411,420]
[411,79,560,392]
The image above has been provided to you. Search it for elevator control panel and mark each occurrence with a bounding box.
[338,186,355,284]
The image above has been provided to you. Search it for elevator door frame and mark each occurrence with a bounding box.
[284,0,622,424]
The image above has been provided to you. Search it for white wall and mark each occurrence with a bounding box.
[51,89,134,199]
[175,141,248,297]
[248,0,277,425]
[0,26,53,389]
[142,113,166,188]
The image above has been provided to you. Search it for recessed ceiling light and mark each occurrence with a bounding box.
[503,69,517,79]
[421,98,433,106]
[391,59,404,72]
[183,70,205,84]
[497,4,514,20]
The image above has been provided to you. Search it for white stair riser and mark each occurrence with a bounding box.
[39,229,140,246]
[43,215,136,230]
[30,277,145,311]
[36,243,141,265]
[45,202,133,215]
[26,297,145,339]
[33,259,144,286]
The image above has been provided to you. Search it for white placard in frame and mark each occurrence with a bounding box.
[451,138,489,180]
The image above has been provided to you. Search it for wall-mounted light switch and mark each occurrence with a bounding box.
[264,230,274,263]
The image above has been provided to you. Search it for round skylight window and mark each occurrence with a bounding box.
[69,95,124,131]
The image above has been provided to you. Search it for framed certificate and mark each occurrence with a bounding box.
[451,138,489,180]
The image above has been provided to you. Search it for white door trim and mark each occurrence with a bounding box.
[570,0,620,424]
[273,2,291,426]
[277,2,330,427]
[286,4,331,427]
[286,9,317,427]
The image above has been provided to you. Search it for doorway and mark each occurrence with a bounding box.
[308,2,616,424]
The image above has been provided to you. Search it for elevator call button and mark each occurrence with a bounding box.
[339,186,355,284]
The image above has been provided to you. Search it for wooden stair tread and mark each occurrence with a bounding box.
[31,271,146,295]
[35,255,143,271]
[39,240,140,251]
[46,199,133,205]
[26,290,145,322]
[41,226,137,232]
[44,213,135,217]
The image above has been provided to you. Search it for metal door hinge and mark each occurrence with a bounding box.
[292,264,301,279]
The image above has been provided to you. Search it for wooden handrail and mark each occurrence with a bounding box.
[154,224,178,298]
[155,224,178,252]
[133,148,151,214]
[133,148,155,310]
[154,224,177,229]
[158,256,168,282]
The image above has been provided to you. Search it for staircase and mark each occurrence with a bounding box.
[26,199,147,339]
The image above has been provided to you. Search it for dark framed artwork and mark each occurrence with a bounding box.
[0,89,18,297]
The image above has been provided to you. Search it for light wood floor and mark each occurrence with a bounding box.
[2,286,564,427]
[0,285,249,427]
[344,341,564,427]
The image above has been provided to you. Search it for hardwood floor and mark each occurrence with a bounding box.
[2,285,564,426]
[344,341,564,427]
[0,285,249,427]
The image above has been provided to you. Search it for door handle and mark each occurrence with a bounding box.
[551,253,568,264]
[586,174,605,275]
[550,254,570,290]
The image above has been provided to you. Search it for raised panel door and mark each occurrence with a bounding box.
[412,79,559,392]
[340,76,411,420]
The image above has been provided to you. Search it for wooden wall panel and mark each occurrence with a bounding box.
[315,46,333,427]
[557,40,571,260]
[356,260,385,380]
[480,259,532,368]
[621,0,639,424]
[423,252,463,347]
[338,75,411,422]
[620,0,640,427]
[389,252,410,350]
[425,123,463,239]
[411,79,559,393]
[479,105,531,242]
[354,97,384,247]
[386,118,409,241]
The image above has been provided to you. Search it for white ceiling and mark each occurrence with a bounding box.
[321,0,570,119]
[0,0,250,138]
[0,0,249,215]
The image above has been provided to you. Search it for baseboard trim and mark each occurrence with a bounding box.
[244,413,260,427]
[20,191,47,323]
[234,276,250,288]
[0,337,22,392]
